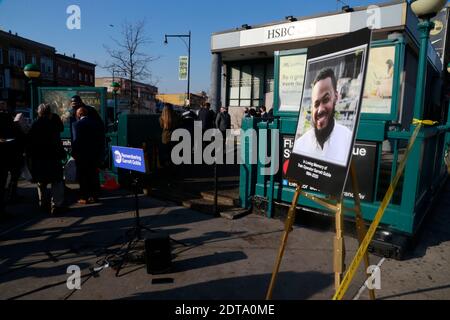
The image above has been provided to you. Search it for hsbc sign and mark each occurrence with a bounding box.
[267,26,295,40]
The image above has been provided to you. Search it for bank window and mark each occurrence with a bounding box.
[227,61,274,108]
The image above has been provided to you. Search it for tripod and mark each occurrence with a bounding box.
[114,171,186,277]
[114,174,151,277]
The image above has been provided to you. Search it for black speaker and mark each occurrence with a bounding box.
[144,233,172,274]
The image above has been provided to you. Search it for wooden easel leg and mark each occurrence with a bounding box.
[350,163,376,300]
[266,185,302,300]
[334,198,345,290]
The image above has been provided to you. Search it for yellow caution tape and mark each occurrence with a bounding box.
[412,118,438,126]
[332,119,434,300]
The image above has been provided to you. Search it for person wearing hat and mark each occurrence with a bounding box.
[69,95,106,200]
[69,95,104,143]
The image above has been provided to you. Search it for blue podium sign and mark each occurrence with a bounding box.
[112,146,146,173]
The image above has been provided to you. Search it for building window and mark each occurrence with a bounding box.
[8,48,25,67]
[58,66,62,77]
[0,49,3,64]
[9,50,15,65]
[85,74,88,82]
[227,61,273,108]
[31,55,37,64]
[79,72,82,81]
[17,50,24,67]
[90,75,93,83]
[0,74,4,88]
[72,69,75,80]
[40,56,53,74]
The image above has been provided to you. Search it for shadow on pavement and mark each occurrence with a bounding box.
[123,271,333,300]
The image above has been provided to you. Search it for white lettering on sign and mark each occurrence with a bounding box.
[120,153,143,167]
[267,26,295,39]
[353,147,367,157]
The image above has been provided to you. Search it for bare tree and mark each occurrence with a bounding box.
[104,20,157,113]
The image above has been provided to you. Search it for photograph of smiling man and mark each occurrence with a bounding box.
[292,67,352,165]
[287,28,371,198]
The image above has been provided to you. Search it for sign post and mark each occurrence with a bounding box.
[111,146,149,276]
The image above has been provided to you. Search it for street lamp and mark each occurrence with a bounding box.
[411,0,447,120]
[111,81,121,124]
[23,63,41,116]
[164,31,191,107]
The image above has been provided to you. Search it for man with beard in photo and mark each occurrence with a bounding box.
[292,68,352,165]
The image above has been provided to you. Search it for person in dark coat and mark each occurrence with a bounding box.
[260,106,269,121]
[7,112,26,204]
[0,101,17,218]
[215,106,231,149]
[181,106,198,134]
[72,107,103,204]
[27,104,66,214]
[215,106,231,134]
[69,95,106,166]
[198,102,215,131]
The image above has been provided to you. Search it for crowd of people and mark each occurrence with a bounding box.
[159,102,231,160]
[1,98,274,220]
[243,106,274,120]
[0,95,105,219]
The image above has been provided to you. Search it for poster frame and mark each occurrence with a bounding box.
[286,28,372,198]
[273,48,308,118]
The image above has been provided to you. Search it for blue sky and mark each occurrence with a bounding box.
[0,0,384,94]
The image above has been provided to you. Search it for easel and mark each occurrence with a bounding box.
[266,162,376,300]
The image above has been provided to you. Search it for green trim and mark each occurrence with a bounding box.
[273,49,308,118]
[267,118,280,217]
[373,140,382,201]
[391,139,399,183]
[360,38,405,121]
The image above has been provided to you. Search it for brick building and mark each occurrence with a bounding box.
[55,54,95,87]
[0,29,95,110]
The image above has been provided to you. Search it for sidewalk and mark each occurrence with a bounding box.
[0,180,450,300]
